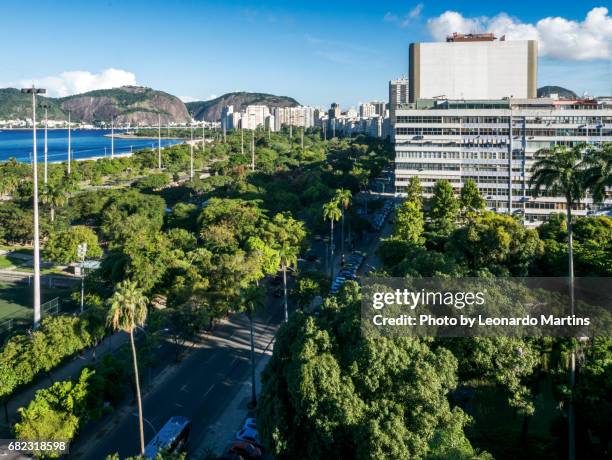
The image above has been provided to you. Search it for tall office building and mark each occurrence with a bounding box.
[394,36,611,224]
[409,34,537,101]
[389,78,409,124]
[394,97,612,224]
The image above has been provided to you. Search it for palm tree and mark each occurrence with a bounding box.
[107,280,148,456]
[529,144,586,460]
[323,199,342,279]
[240,284,265,407]
[41,181,69,222]
[277,243,298,322]
[582,143,612,203]
[334,188,352,256]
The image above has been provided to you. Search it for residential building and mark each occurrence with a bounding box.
[241,105,270,130]
[409,34,537,101]
[273,106,316,131]
[360,103,376,118]
[372,101,387,116]
[329,102,341,119]
[389,77,409,126]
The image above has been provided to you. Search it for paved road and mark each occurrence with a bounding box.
[70,299,283,459]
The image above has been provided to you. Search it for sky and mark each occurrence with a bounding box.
[1,0,611,109]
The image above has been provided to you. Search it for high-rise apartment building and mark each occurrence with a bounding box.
[241,105,270,130]
[360,103,376,118]
[409,34,537,101]
[329,103,341,119]
[273,106,316,131]
[372,101,387,116]
[389,78,409,125]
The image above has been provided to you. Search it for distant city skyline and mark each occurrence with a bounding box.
[1,1,610,108]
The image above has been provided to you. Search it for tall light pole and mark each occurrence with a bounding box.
[40,103,49,185]
[241,119,244,155]
[67,110,71,174]
[190,123,194,180]
[22,86,45,328]
[250,114,255,171]
[157,114,162,169]
[77,242,87,313]
[301,127,304,151]
[111,116,115,159]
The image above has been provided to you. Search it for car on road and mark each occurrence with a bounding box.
[243,418,257,430]
[229,441,262,459]
[236,428,262,448]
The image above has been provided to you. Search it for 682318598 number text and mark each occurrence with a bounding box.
[0,439,70,455]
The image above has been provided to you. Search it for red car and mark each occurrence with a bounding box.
[229,441,262,459]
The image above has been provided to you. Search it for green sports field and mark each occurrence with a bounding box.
[0,282,74,331]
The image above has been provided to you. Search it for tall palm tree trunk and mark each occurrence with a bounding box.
[566,196,576,460]
[50,206,55,222]
[330,220,334,279]
[341,211,345,256]
[248,311,257,407]
[283,263,288,322]
[130,330,146,455]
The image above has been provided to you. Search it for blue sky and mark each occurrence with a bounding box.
[1,1,610,108]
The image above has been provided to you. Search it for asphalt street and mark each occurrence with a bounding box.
[69,301,283,459]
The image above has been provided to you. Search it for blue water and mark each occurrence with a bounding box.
[0,129,184,163]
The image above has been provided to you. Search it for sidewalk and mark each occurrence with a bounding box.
[190,338,275,458]
[0,330,128,435]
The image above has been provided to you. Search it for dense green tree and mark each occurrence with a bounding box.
[459,178,486,217]
[428,180,459,237]
[406,176,422,205]
[394,199,425,245]
[258,286,486,459]
[44,225,103,264]
[447,212,542,276]
[334,188,352,255]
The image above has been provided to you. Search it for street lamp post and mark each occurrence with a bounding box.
[250,114,255,171]
[77,242,87,313]
[190,123,194,180]
[111,116,115,159]
[158,114,162,169]
[22,86,46,328]
[40,103,49,185]
[67,110,71,174]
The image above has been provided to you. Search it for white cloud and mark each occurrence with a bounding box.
[383,12,399,23]
[17,68,137,97]
[427,7,612,60]
[385,3,425,27]
[408,3,424,20]
[179,95,197,103]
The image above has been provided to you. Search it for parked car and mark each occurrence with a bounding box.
[236,428,262,448]
[243,418,257,430]
[229,441,262,459]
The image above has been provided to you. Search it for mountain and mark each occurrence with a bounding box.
[187,92,300,121]
[537,86,577,99]
[0,86,191,124]
[59,86,191,124]
[0,88,66,120]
